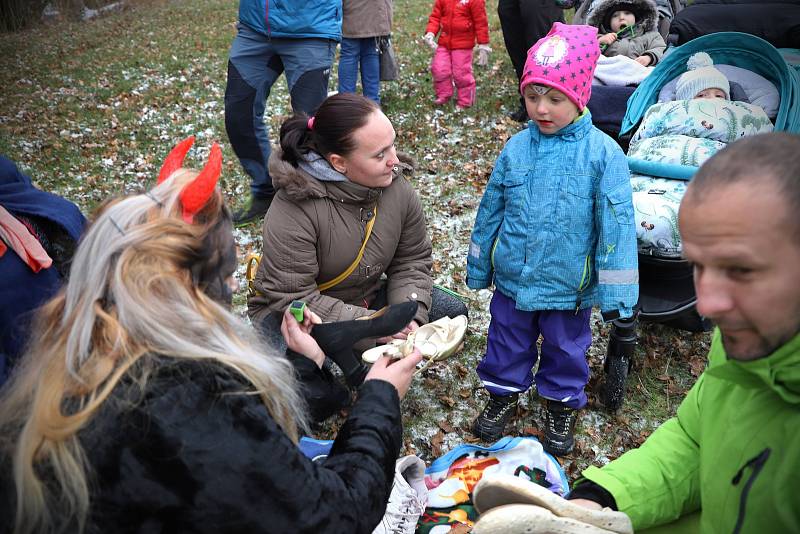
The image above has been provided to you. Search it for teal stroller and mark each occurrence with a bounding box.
[603,31,800,409]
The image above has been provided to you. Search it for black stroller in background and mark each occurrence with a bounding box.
[572,0,800,409]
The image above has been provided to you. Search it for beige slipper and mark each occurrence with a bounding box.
[472,475,633,534]
[473,503,620,534]
[361,315,468,363]
[362,331,424,363]
[414,315,468,361]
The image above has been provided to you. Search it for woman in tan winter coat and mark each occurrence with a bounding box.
[248,94,467,410]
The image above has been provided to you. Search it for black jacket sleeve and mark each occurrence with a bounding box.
[568,480,618,510]
[84,361,403,534]
[286,349,351,422]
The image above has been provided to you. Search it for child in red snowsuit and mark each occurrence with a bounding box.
[424,0,491,109]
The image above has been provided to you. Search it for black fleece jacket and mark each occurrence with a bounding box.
[1,357,402,534]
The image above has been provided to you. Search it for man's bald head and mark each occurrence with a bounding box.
[684,132,800,237]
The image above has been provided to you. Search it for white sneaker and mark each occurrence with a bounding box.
[372,455,428,534]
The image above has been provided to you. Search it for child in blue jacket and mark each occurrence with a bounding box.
[466,22,638,456]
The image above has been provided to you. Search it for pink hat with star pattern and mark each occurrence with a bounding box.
[519,22,600,111]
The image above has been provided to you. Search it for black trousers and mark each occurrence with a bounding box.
[497,0,564,104]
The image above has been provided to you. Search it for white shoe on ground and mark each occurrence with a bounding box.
[372,455,428,534]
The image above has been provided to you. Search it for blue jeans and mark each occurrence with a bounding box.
[337,37,381,104]
[225,24,335,198]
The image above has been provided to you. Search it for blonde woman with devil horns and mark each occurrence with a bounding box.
[0,138,421,534]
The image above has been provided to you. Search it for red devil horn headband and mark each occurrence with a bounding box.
[156,137,222,224]
[158,136,195,184]
[179,142,221,223]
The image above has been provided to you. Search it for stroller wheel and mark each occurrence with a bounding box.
[603,317,637,411]
[604,355,629,412]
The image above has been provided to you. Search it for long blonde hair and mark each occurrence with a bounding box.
[0,170,306,534]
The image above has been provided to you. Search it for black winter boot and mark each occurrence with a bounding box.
[472,393,519,442]
[543,401,578,456]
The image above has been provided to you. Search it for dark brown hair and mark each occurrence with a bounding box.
[279,93,380,166]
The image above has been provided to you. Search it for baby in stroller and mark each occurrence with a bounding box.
[628,50,776,258]
[590,0,666,67]
[574,0,680,141]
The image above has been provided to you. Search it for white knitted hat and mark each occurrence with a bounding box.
[676,52,730,100]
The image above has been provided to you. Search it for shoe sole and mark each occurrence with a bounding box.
[473,504,620,534]
[543,438,575,457]
[472,475,633,533]
[471,423,504,443]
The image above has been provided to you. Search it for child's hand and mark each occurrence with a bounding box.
[476,44,492,67]
[635,55,652,66]
[598,33,617,46]
[423,32,437,50]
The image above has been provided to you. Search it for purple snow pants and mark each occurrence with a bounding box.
[476,291,592,409]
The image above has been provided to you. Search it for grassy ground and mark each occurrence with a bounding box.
[0,0,711,480]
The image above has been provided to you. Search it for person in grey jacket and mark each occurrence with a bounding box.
[339,0,393,104]
[587,0,666,66]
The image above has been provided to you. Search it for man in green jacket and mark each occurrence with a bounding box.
[567,132,800,533]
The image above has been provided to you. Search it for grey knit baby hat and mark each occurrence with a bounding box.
[676,52,730,100]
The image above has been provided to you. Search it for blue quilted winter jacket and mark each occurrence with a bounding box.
[238,0,342,41]
[466,112,639,319]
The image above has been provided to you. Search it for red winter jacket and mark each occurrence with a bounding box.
[425,0,489,50]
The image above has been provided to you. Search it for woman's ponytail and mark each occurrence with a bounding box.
[278,93,379,166]
[279,114,315,167]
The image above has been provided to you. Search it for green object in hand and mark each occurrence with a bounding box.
[600,23,637,51]
[289,300,307,322]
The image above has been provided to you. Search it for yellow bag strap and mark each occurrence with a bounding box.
[318,206,377,292]
[245,207,377,297]
[245,252,262,296]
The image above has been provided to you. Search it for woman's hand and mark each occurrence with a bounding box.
[365,349,423,399]
[280,307,325,367]
[377,320,419,343]
[635,55,652,66]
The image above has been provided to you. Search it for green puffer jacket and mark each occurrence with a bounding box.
[579,328,800,532]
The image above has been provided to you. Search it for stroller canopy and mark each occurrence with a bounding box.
[621,32,800,135]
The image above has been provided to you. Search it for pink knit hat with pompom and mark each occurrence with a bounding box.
[519,22,600,111]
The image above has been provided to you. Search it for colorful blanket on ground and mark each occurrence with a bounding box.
[417,436,568,533]
[627,98,773,258]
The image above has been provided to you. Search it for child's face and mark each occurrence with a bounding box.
[523,85,580,135]
[610,10,636,32]
[695,88,728,100]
